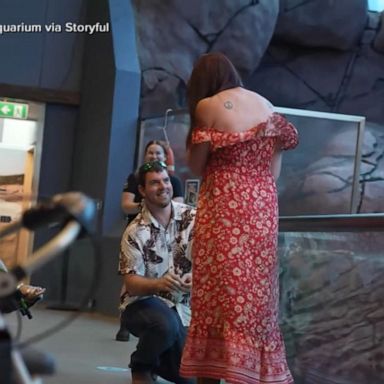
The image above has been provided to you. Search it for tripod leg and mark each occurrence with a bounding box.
[0,325,12,384]
[11,350,41,384]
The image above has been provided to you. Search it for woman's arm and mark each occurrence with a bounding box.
[271,150,283,181]
[121,192,141,215]
[187,142,211,176]
[187,99,212,175]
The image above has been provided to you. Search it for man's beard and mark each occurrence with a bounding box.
[146,191,172,208]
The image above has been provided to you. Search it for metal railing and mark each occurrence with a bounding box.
[279,213,384,232]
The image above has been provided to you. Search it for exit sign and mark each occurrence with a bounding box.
[0,101,29,119]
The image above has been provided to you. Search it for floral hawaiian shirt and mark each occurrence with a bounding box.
[118,201,196,325]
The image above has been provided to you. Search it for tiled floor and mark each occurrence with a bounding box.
[3,305,167,384]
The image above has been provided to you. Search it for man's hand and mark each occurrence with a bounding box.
[179,273,192,293]
[124,269,192,298]
[157,271,184,293]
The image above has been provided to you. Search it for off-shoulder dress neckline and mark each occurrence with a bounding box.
[198,112,277,135]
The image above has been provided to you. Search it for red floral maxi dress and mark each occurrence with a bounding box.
[180,113,298,384]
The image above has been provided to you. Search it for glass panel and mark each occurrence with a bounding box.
[274,110,364,216]
[138,112,191,183]
[278,231,384,383]
[138,108,364,215]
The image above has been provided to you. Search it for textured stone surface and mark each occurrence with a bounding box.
[133,0,279,117]
[247,44,359,110]
[274,0,368,50]
[373,11,384,53]
[251,11,384,123]
[279,156,354,215]
[360,124,384,212]
[131,1,384,214]
[279,127,384,215]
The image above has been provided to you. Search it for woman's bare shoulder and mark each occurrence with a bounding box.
[195,95,221,121]
[242,89,272,105]
[196,97,213,111]
[195,97,218,127]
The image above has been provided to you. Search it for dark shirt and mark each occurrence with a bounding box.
[123,172,183,223]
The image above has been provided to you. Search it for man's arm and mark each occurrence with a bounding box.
[120,228,191,297]
[124,271,187,296]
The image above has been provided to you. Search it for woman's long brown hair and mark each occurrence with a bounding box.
[186,52,243,147]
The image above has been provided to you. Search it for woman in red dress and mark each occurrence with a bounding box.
[180,53,298,384]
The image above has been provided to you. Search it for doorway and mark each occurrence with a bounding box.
[0,100,45,270]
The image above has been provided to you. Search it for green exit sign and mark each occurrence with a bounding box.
[0,101,29,119]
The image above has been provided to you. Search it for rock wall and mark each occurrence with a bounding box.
[131,0,384,213]
[130,2,384,381]
[133,0,279,117]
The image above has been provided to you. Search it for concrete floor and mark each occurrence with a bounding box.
[4,304,171,384]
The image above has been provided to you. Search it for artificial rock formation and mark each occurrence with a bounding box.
[133,0,279,117]
[131,2,384,381]
[274,0,368,50]
[132,0,384,215]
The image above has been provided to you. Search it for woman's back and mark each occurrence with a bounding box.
[182,91,296,384]
[181,52,297,384]
[196,87,273,133]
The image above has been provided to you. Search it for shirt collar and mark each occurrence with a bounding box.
[140,201,182,228]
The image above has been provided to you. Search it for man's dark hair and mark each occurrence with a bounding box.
[136,160,168,187]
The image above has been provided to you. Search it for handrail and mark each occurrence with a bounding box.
[279,213,384,232]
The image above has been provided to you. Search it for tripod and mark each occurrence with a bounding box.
[0,192,96,384]
[0,311,41,384]
[0,275,57,384]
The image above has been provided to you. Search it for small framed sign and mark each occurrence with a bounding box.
[184,179,200,207]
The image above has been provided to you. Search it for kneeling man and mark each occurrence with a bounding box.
[118,160,195,384]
